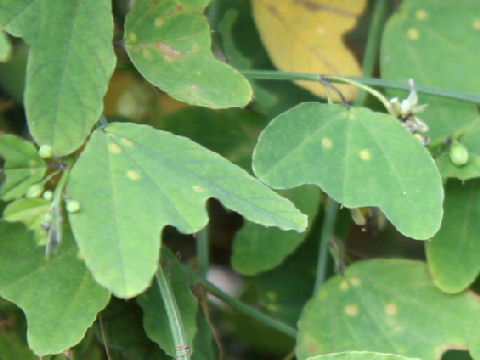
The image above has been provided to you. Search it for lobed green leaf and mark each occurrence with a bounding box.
[125,0,252,108]
[0,222,110,356]
[67,123,307,298]
[253,103,443,240]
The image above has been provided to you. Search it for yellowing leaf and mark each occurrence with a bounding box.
[251,0,366,100]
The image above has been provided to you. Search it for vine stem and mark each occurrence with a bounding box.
[196,226,209,279]
[313,198,339,293]
[179,265,297,338]
[313,0,390,293]
[241,70,480,105]
[156,263,191,360]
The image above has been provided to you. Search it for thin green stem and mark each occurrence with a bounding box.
[313,199,339,293]
[355,0,390,105]
[241,70,480,105]
[196,226,210,278]
[45,162,71,258]
[156,263,191,360]
[179,266,297,338]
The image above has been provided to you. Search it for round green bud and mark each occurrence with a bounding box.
[449,142,469,166]
[38,145,53,159]
[26,183,44,198]
[66,199,81,213]
[42,190,53,201]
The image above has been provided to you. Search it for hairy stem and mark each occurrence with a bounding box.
[156,263,191,360]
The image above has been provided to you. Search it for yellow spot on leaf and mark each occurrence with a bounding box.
[77,251,84,260]
[347,112,356,120]
[108,143,122,153]
[192,185,205,192]
[385,303,397,315]
[415,10,428,20]
[266,303,279,312]
[359,149,371,161]
[121,138,134,147]
[339,280,349,291]
[154,17,164,27]
[190,85,199,91]
[142,48,152,59]
[128,33,137,42]
[322,138,333,148]
[350,277,362,286]
[251,0,367,101]
[265,291,277,300]
[473,19,480,30]
[126,170,140,181]
[407,28,420,40]
[345,304,358,316]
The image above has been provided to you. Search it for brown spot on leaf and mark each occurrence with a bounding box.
[156,43,183,60]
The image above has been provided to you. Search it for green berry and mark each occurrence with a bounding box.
[66,199,81,213]
[38,145,53,158]
[26,183,44,198]
[449,142,469,166]
[42,190,53,201]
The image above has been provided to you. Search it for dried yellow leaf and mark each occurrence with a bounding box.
[252,0,367,100]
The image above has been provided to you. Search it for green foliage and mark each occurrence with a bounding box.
[0,222,110,356]
[1,0,480,358]
[253,103,443,240]
[306,352,421,360]
[232,185,320,275]
[66,122,307,298]
[297,260,480,360]
[137,254,197,357]
[124,0,252,108]
[380,0,480,144]
[426,180,480,292]
[0,135,46,201]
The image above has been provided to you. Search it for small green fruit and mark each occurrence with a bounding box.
[26,183,44,198]
[42,190,53,201]
[449,142,469,166]
[66,199,81,213]
[38,145,53,158]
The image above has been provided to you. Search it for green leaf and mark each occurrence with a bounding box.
[0,30,11,62]
[436,153,480,181]
[191,310,216,360]
[124,0,252,108]
[256,228,318,325]
[67,122,306,298]
[380,0,480,144]
[426,180,480,293]
[232,185,320,275]
[95,299,167,360]
[296,259,480,360]
[0,135,46,201]
[137,254,197,357]
[157,107,268,171]
[3,197,50,245]
[306,352,421,360]
[0,222,110,356]
[0,0,116,156]
[252,103,443,240]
